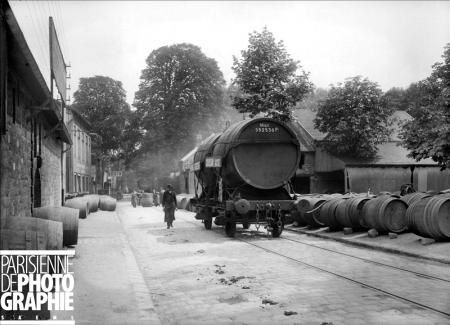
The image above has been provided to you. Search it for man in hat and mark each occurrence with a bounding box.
[162,184,177,229]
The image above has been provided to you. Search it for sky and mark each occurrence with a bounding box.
[9,1,450,105]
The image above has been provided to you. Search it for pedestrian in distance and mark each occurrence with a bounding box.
[162,184,177,229]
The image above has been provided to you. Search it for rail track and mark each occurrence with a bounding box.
[188,218,450,319]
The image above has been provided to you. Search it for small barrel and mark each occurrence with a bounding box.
[177,196,188,210]
[33,206,79,246]
[315,198,348,230]
[99,195,117,211]
[401,192,431,205]
[65,197,89,219]
[85,194,100,213]
[297,197,327,227]
[4,216,63,250]
[0,229,47,250]
[361,195,408,233]
[141,193,154,207]
[406,196,450,240]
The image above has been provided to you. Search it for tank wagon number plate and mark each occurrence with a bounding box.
[255,123,279,133]
[205,157,222,168]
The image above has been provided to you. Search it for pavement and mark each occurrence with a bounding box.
[285,224,450,265]
[66,201,450,325]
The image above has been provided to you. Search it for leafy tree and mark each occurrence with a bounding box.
[382,87,408,112]
[134,43,225,155]
[297,88,329,111]
[232,27,313,121]
[400,43,450,170]
[314,76,392,158]
[71,76,135,160]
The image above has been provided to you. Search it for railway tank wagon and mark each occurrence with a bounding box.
[190,117,300,237]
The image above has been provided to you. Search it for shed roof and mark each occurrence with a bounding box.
[291,108,438,167]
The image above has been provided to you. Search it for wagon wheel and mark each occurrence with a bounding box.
[204,217,212,230]
[271,220,284,238]
[225,222,236,237]
[203,207,213,230]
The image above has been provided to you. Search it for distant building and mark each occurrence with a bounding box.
[0,2,71,220]
[65,107,92,194]
[290,109,450,194]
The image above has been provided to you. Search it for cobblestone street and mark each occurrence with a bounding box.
[71,202,450,324]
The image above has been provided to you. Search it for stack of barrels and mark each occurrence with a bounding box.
[1,194,119,250]
[1,206,78,250]
[292,189,450,241]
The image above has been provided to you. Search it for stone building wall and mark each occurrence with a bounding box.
[1,120,33,220]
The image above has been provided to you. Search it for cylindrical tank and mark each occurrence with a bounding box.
[194,133,222,194]
[211,118,300,190]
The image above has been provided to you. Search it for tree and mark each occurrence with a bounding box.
[296,88,329,111]
[231,27,313,121]
[314,76,392,158]
[133,43,225,176]
[71,76,136,160]
[382,87,408,112]
[400,43,450,170]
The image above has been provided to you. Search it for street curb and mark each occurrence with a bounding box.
[285,226,450,265]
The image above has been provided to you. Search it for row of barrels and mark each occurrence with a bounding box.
[64,194,117,218]
[293,191,450,240]
[140,192,161,207]
[0,195,118,250]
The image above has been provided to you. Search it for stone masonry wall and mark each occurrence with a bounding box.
[1,120,33,222]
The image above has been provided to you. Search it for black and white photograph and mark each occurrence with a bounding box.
[0,1,449,324]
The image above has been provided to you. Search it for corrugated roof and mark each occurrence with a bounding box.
[342,142,437,166]
[291,109,438,166]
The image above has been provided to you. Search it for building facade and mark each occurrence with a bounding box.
[1,1,71,223]
[65,107,92,194]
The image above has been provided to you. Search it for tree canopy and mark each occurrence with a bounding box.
[314,76,392,158]
[71,75,137,161]
[231,27,313,121]
[133,43,225,175]
[400,43,450,170]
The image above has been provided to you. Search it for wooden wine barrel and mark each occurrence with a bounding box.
[85,194,100,213]
[141,193,154,207]
[0,229,47,250]
[99,196,117,211]
[315,198,347,230]
[4,216,63,249]
[64,197,89,219]
[32,206,79,246]
[336,196,371,229]
[406,196,450,240]
[297,197,327,227]
[401,192,430,205]
[361,196,408,233]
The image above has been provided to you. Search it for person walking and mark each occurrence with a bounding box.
[162,184,177,229]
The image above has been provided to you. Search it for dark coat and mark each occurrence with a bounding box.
[162,190,177,223]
